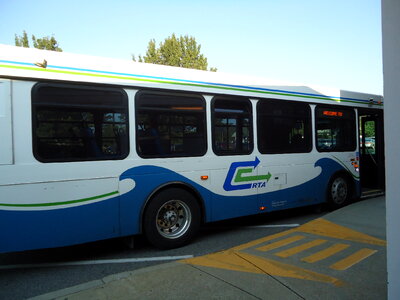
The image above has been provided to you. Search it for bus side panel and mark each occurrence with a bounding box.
[210,193,259,220]
[260,157,358,211]
[209,166,260,221]
[0,196,120,253]
[117,157,359,230]
[0,79,12,165]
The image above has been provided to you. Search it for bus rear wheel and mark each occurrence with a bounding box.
[143,188,200,249]
[327,175,350,210]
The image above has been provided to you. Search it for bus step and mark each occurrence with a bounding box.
[361,189,385,199]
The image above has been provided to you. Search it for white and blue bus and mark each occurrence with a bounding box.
[0,44,384,253]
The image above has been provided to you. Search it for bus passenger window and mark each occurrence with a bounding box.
[212,97,253,155]
[135,91,206,158]
[315,106,356,152]
[32,83,129,162]
[257,100,312,154]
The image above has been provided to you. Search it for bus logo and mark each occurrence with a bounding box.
[223,157,271,191]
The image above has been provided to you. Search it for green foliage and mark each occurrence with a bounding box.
[14,31,62,52]
[32,35,62,52]
[134,34,217,72]
[15,31,29,48]
[144,39,160,64]
[364,121,375,137]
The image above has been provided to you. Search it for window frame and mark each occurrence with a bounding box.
[135,90,207,158]
[211,96,254,156]
[257,99,312,154]
[31,82,129,163]
[315,105,357,152]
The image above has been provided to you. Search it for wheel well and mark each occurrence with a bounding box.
[140,182,206,232]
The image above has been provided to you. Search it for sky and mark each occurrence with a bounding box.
[0,0,382,94]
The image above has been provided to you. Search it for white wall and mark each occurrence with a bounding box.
[382,1,400,299]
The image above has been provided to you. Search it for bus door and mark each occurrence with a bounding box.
[358,109,385,195]
[0,80,12,165]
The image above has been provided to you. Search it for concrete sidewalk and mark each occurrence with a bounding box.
[32,197,387,300]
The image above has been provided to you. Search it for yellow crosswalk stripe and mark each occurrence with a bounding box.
[182,217,385,285]
[275,239,327,258]
[256,235,305,252]
[330,248,377,270]
[301,243,350,263]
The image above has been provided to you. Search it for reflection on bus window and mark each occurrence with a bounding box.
[32,83,129,162]
[136,91,206,158]
[212,97,253,155]
[316,106,356,152]
[257,100,312,154]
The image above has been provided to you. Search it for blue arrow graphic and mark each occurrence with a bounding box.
[223,157,261,191]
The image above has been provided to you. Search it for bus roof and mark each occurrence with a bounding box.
[0,44,383,108]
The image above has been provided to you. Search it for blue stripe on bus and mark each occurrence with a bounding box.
[44,65,367,103]
[0,60,35,67]
[0,59,374,104]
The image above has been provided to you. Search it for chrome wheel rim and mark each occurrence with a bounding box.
[156,200,191,239]
[331,177,348,205]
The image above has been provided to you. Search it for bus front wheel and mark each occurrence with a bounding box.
[143,188,200,249]
[327,175,350,210]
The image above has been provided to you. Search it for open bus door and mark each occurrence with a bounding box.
[358,109,385,197]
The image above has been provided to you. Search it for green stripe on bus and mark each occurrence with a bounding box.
[234,168,272,182]
[0,64,383,106]
[0,191,119,208]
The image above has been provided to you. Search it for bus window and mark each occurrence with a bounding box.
[257,100,312,154]
[212,97,253,155]
[32,83,129,162]
[136,91,206,158]
[315,106,356,152]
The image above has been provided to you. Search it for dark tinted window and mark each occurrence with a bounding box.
[257,100,312,154]
[32,83,129,162]
[212,97,253,155]
[316,106,356,152]
[136,91,206,158]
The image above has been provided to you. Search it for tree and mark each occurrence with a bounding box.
[14,31,62,52]
[15,30,29,48]
[134,34,217,72]
[364,121,375,137]
[32,35,62,52]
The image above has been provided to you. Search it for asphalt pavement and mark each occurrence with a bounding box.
[30,196,386,300]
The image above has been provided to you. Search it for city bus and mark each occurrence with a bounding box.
[0,44,384,253]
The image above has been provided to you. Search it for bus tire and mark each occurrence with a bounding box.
[143,188,200,249]
[327,175,350,210]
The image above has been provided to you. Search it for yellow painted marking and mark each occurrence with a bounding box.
[330,248,378,270]
[180,217,385,286]
[182,249,264,274]
[235,252,343,286]
[301,243,350,263]
[275,239,327,258]
[256,235,305,252]
[297,218,386,246]
[182,249,343,286]
[232,229,295,251]
[232,218,385,253]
